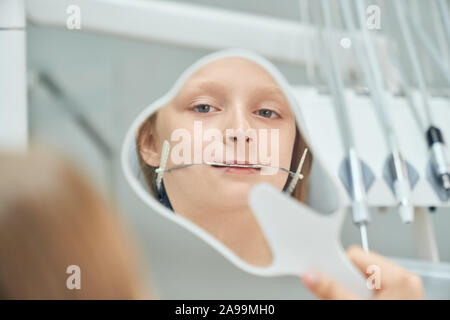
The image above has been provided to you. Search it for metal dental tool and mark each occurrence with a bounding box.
[318,0,371,251]
[155,140,308,194]
[340,0,414,223]
[392,0,450,197]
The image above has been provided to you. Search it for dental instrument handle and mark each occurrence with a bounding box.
[319,0,371,248]
[321,0,370,248]
[427,127,450,193]
[393,0,450,195]
[359,222,370,253]
[346,0,414,223]
[390,149,414,223]
[391,147,414,223]
[348,148,371,226]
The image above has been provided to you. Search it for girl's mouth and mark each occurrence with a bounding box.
[210,161,262,175]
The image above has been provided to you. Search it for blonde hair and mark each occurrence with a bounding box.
[0,148,150,299]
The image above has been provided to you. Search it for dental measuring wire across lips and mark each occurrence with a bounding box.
[155,140,309,195]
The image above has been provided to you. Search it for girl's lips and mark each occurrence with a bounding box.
[211,165,260,175]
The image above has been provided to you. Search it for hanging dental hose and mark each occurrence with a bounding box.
[298,0,317,87]
[318,0,371,251]
[392,0,450,196]
[437,0,450,42]
[340,0,414,223]
[387,38,426,134]
[383,2,425,134]
[408,12,450,85]
[432,0,450,72]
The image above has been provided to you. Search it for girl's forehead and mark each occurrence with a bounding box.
[167,56,292,110]
[183,56,280,87]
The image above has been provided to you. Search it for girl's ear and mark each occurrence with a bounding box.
[138,123,161,167]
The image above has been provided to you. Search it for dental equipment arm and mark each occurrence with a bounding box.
[340,0,414,223]
[319,0,371,251]
[392,0,450,197]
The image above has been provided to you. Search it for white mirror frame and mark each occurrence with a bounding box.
[121,48,372,298]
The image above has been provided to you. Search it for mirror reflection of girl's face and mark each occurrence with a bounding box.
[150,57,297,216]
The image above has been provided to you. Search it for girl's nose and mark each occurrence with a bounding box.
[222,105,254,144]
[227,135,252,143]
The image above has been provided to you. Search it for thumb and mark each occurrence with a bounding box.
[346,245,406,285]
[301,270,359,300]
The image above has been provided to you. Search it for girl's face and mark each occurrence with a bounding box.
[143,57,297,214]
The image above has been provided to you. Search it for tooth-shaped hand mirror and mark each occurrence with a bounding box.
[121,49,371,298]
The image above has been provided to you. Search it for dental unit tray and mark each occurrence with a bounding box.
[292,86,450,208]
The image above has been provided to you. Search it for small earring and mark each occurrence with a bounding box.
[155,140,170,192]
[286,148,309,195]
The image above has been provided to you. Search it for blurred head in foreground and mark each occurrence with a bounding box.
[0,148,150,299]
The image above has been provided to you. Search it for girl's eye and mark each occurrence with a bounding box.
[256,109,280,119]
[192,104,218,113]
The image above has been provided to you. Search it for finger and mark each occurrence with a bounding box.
[346,245,409,284]
[301,271,359,300]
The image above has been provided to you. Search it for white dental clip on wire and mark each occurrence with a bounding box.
[155,140,170,192]
[154,139,308,194]
[286,148,308,195]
